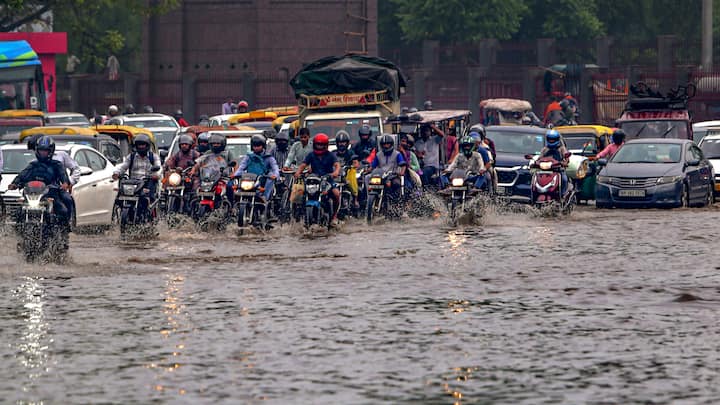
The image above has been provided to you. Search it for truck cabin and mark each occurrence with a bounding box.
[618,84,694,140]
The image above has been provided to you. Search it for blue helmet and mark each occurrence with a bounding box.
[468,131,481,142]
[545,129,561,149]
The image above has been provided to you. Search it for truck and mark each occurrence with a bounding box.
[289,54,406,143]
[616,82,695,141]
[0,40,47,112]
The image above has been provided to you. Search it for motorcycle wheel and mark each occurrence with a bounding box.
[237,203,248,230]
[22,223,42,262]
[449,199,458,224]
[305,206,315,228]
[366,194,376,224]
[326,199,334,229]
[197,205,211,232]
[120,207,131,235]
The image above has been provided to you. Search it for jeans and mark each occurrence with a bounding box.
[421,166,440,188]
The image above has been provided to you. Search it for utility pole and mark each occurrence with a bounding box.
[702,0,713,70]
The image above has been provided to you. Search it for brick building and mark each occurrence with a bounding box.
[138,0,378,118]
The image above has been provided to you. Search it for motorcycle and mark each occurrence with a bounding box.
[526,153,576,214]
[191,164,232,231]
[365,168,404,223]
[336,166,360,219]
[163,166,194,227]
[274,169,295,223]
[18,181,69,262]
[233,173,273,232]
[114,167,161,236]
[444,168,483,225]
[302,173,334,229]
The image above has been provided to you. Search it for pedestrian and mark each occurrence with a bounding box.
[222,97,233,114]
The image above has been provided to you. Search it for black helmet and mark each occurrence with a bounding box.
[250,134,267,149]
[178,134,193,147]
[612,129,626,145]
[208,133,226,153]
[142,105,154,113]
[275,131,289,142]
[26,134,39,150]
[197,132,211,153]
[35,136,55,162]
[335,130,350,152]
[379,134,394,154]
[174,109,183,118]
[460,136,475,157]
[423,100,433,110]
[358,125,371,139]
[134,133,152,156]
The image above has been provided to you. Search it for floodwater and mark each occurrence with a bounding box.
[1,204,720,404]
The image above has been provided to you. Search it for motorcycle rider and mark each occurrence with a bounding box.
[398,134,422,189]
[165,135,200,172]
[294,133,341,224]
[596,129,625,160]
[537,129,570,195]
[196,132,211,154]
[441,136,490,191]
[26,134,81,223]
[9,136,72,229]
[174,109,190,127]
[232,134,279,203]
[270,131,291,171]
[333,130,360,208]
[415,123,445,187]
[366,134,407,193]
[352,125,376,163]
[112,133,162,215]
[284,127,312,169]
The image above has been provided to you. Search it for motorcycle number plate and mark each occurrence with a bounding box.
[618,189,645,197]
[117,196,139,201]
[496,186,506,195]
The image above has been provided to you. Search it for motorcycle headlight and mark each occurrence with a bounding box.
[539,161,553,170]
[240,180,255,191]
[306,184,320,194]
[657,175,683,184]
[451,178,465,187]
[370,177,382,185]
[26,196,43,209]
[168,172,182,187]
[122,184,137,194]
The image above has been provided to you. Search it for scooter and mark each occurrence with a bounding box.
[526,154,576,214]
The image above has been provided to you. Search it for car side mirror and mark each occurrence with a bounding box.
[597,158,608,166]
[79,166,93,176]
[159,149,169,159]
[524,154,534,160]
[687,158,700,166]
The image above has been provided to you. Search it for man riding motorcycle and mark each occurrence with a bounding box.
[196,132,211,154]
[333,130,360,208]
[165,135,200,171]
[9,136,72,230]
[441,136,490,191]
[294,133,341,224]
[536,129,570,195]
[366,134,407,193]
[284,127,312,169]
[352,125,376,163]
[270,131,291,171]
[232,134,279,203]
[112,134,162,215]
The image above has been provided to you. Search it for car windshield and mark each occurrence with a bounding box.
[486,129,546,155]
[0,124,36,135]
[621,120,688,139]
[46,116,90,126]
[305,117,382,144]
[611,143,682,163]
[125,119,178,129]
[700,138,720,159]
[2,149,37,174]
[152,130,176,148]
[227,143,251,163]
[562,134,596,152]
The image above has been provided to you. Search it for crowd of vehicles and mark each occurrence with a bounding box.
[0,49,718,261]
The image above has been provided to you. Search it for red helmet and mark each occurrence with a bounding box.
[313,133,329,154]
[238,100,249,108]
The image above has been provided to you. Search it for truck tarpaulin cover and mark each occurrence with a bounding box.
[290,55,407,100]
[0,40,41,69]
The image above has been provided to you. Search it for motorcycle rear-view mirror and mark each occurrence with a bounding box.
[564,152,572,158]
[524,154,534,160]
[229,161,237,168]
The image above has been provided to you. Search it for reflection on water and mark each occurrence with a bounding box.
[14,276,51,402]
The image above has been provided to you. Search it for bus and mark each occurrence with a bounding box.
[0,40,47,112]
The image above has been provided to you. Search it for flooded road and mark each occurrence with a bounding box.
[1,205,720,404]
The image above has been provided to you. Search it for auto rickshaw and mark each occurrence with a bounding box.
[19,126,99,143]
[260,105,298,117]
[272,114,299,136]
[479,98,540,126]
[228,111,278,125]
[555,124,613,202]
[0,109,45,132]
[94,124,157,156]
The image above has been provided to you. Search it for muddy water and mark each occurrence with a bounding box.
[1,206,719,404]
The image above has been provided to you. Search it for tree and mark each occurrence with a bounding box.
[517,0,605,39]
[390,0,529,42]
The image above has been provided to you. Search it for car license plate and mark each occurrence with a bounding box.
[496,186,506,195]
[618,189,646,197]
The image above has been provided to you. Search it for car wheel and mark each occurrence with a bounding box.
[705,183,714,207]
[680,182,690,208]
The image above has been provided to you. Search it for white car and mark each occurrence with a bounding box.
[1,144,117,228]
[107,113,180,150]
[698,133,720,197]
[43,112,91,127]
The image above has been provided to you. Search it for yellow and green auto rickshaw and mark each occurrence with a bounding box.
[93,124,157,156]
[555,125,614,202]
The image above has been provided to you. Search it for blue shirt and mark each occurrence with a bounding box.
[303,151,338,176]
[477,146,490,164]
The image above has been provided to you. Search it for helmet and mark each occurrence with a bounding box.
[460,136,475,156]
[134,133,152,156]
[197,132,211,153]
[358,125,371,139]
[238,100,249,108]
[35,136,55,162]
[405,134,415,146]
[208,133,226,153]
[379,134,394,154]
[612,129,626,145]
[108,104,119,114]
[275,131,289,142]
[545,129,561,149]
[423,100,433,110]
[409,107,418,113]
[174,109,183,117]
[178,134,194,147]
[250,134,267,150]
[335,130,350,152]
[124,104,135,114]
[26,134,39,150]
[313,133,329,154]
[142,105,154,113]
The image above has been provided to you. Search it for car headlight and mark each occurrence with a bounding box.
[370,177,382,185]
[539,161,553,170]
[240,180,255,191]
[657,175,683,184]
[451,178,464,187]
[575,161,588,179]
[597,175,612,185]
[168,172,182,187]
